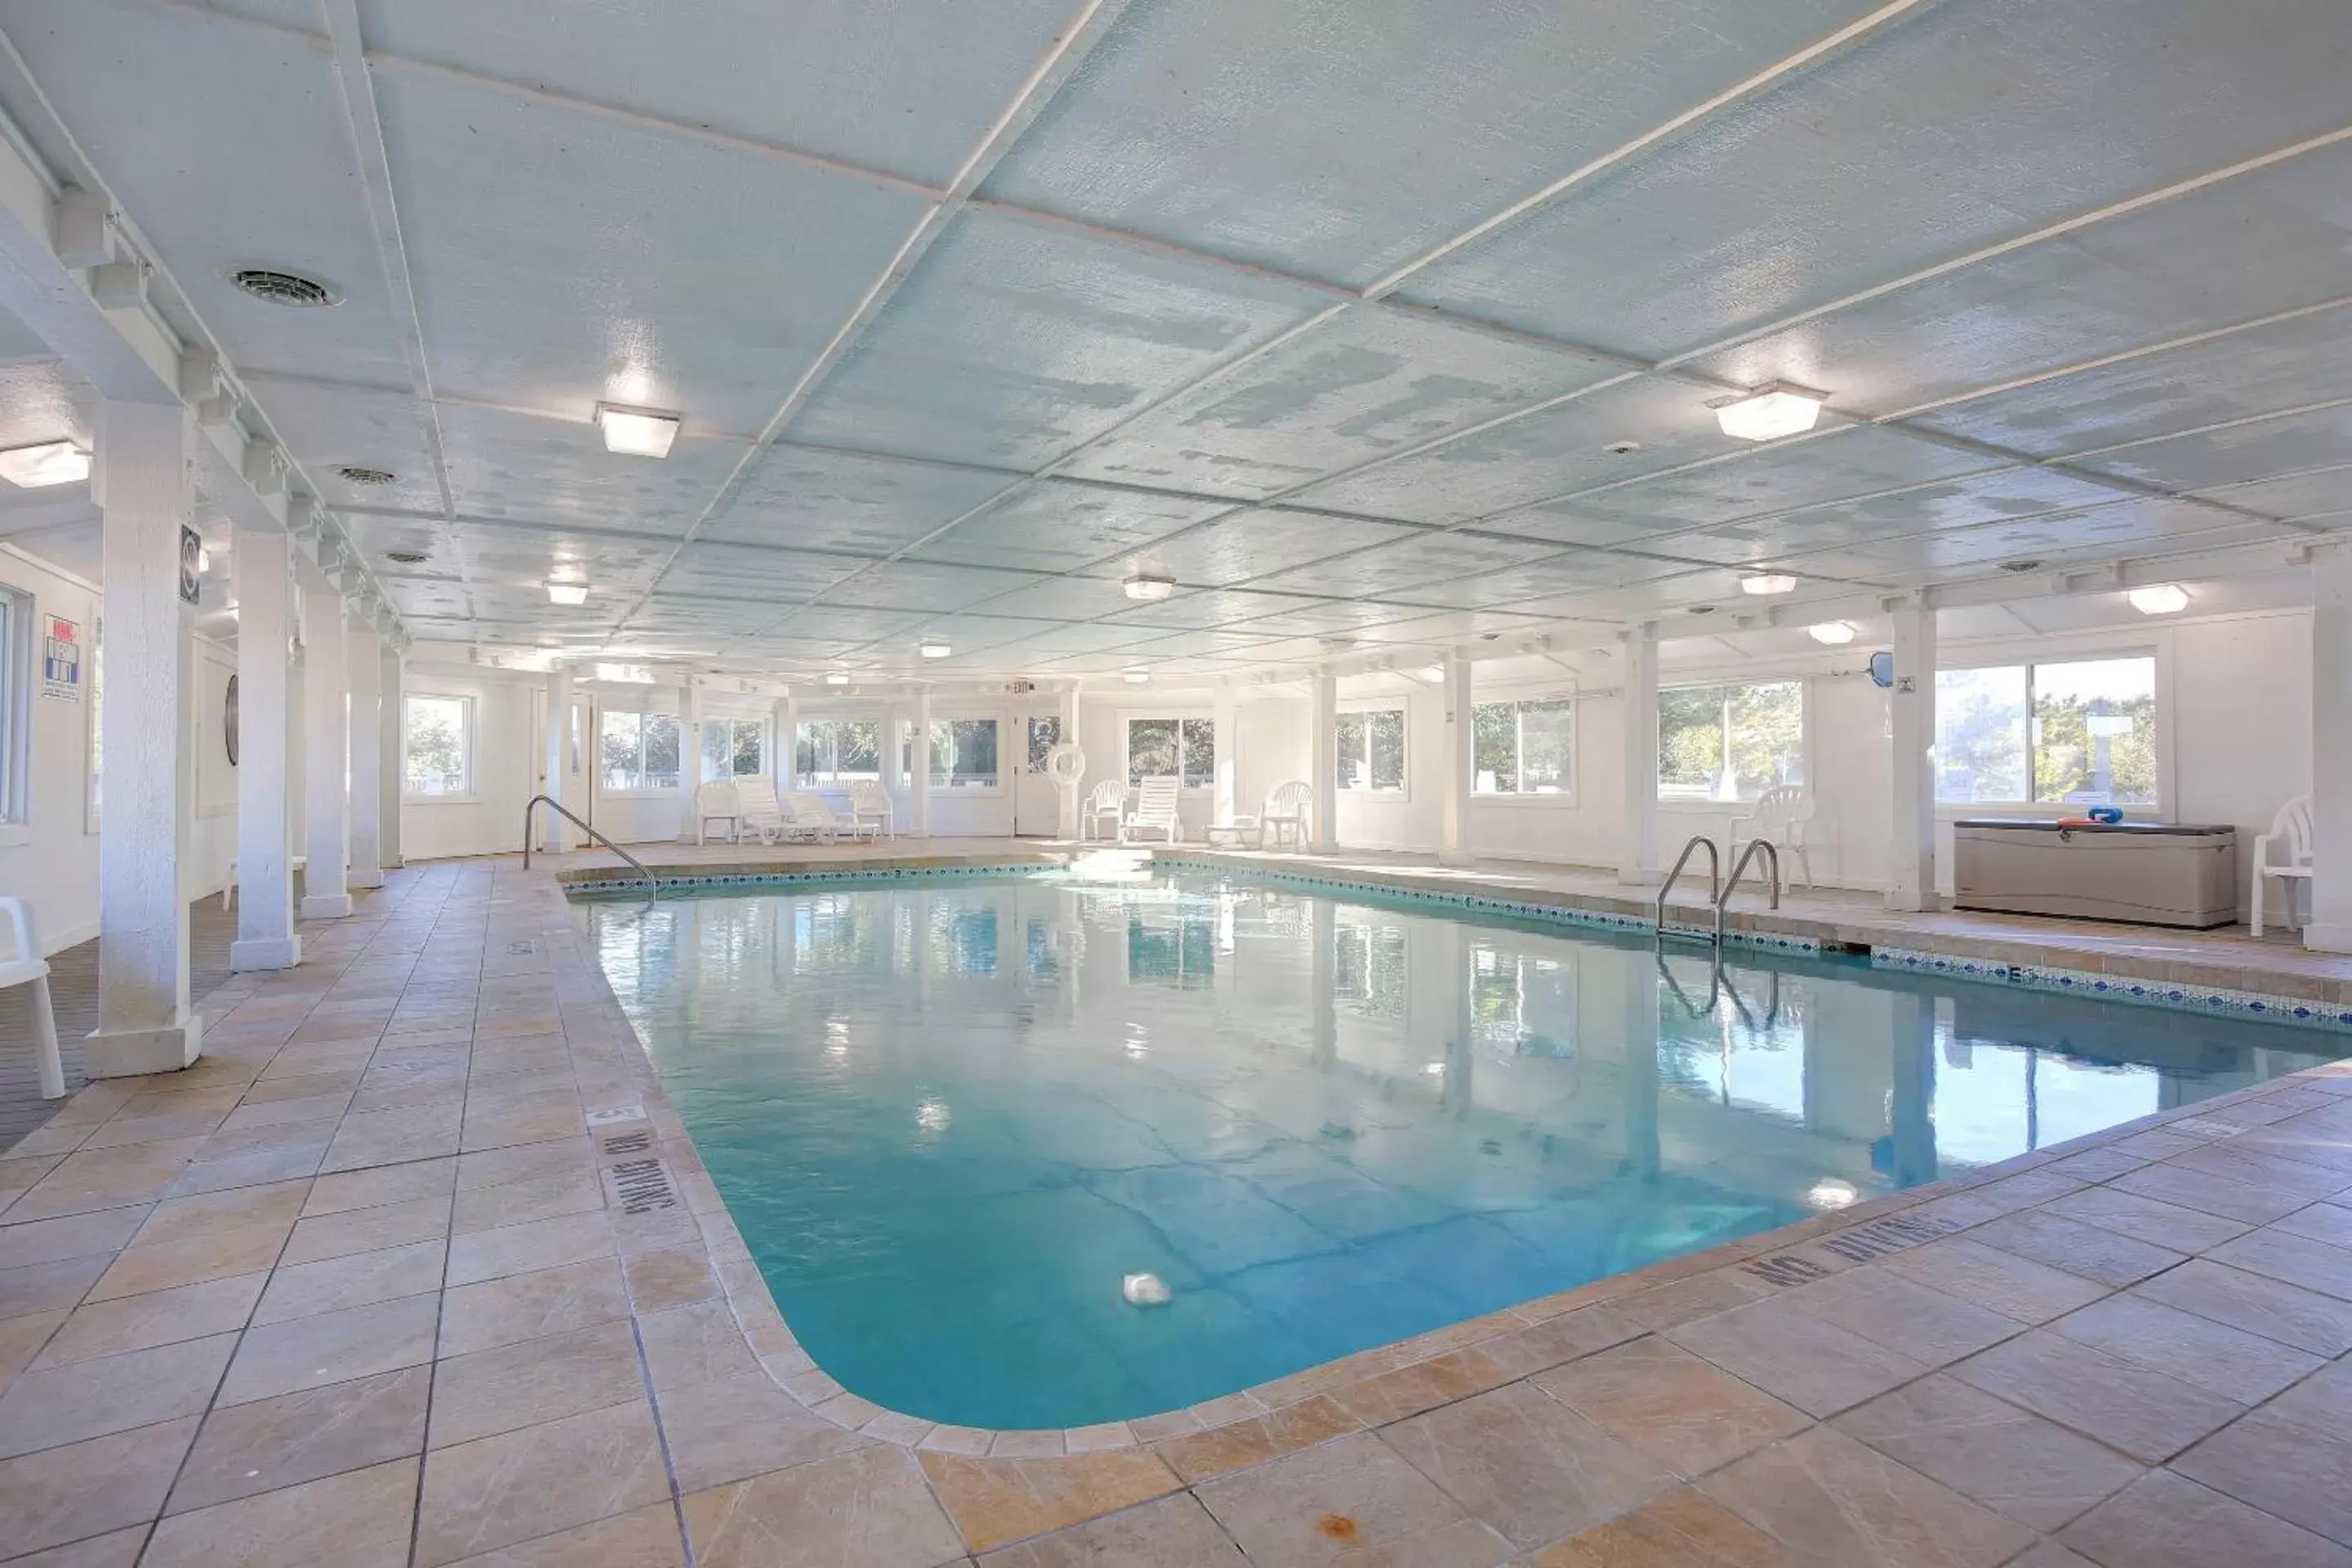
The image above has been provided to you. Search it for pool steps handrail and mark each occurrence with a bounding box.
[1717,838,1782,944]
[522,794,658,915]
[1655,834,1721,942]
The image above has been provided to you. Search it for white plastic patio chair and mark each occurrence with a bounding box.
[223,853,305,910]
[1259,780,1312,849]
[1730,784,1816,889]
[0,898,63,1099]
[1081,780,1126,842]
[733,777,798,845]
[1124,777,1183,844]
[847,778,895,840]
[2251,794,2314,937]
[695,780,742,846]
[786,791,852,842]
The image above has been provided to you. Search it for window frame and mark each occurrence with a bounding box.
[1469,693,1577,804]
[1932,646,2167,813]
[1333,702,1409,797]
[928,715,1004,793]
[596,708,682,797]
[795,716,884,789]
[700,713,768,782]
[401,691,477,804]
[1655,677,1807,806]
[1125,714,1215,790]
[0,586,30,840]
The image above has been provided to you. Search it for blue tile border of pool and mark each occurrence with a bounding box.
[559,853,2352,1037]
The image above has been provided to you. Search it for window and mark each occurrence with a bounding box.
[1027,715,1062,773]
[1334,915,1407,1019]
[1659,681,1803,802]
[702,715,764,779]
[599,710,680,793]
[1936,654,2156,806]
[1128,716,1214,787]
[930,718,1000,790]
[1335,707,1405,792]
[403,693,472,798]
[0,587,27,826]
[795,719,880,786]
[1473,697,1574,795]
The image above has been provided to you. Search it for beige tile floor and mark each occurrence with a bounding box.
[5,849,2352,1565]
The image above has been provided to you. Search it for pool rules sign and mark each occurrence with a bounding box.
[41,615,80,702]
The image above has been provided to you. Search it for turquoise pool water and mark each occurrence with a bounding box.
[581,866,2336,1429]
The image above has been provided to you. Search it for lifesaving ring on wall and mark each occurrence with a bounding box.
[1043,741,1086,784]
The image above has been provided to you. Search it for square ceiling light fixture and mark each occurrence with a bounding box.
[595,403,680,458]
[2129,583,2189,615]
[1124,569,1176,602]
[1713,384,1825,443]
[1122,669,1150,684]
[0,439,91,488]
[825,672,851,686]
[1740,572,1798,595]
[919,641,951,660]
[1807,621,1856,645]
[545,581,589,605]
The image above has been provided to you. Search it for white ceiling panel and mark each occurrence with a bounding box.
[1395,0,2352,359]
[358,0,1084,187]
[1247,531,1560,601]
[2198,467,2352,523]
[1652,468,2131,563]
[1231,599,1418,637]
[653,542,866,604]
[987,621,1164,655]
[817,558,1045,613]
[983,0,1882,286]
[1788,498,2273,574]
[432,404,746,533]
[1111,626,1288,657]
[953,574,1135,623]
[1115,509,1425,588]
[1055,309,1623,498]
[374,65,930,434]
[243,377,445,517]
[699,443,1012,555]
[786,211,1334,470]
[2072,403,2352,494]
[1575,426,2002,531]
[911,481,1229,574]
[1097,588,1309,631]
[340,513,456,577]
[1471,503,1695,551]
[452,523,677,598]
[750,604,926,644]
[0,359,93,453]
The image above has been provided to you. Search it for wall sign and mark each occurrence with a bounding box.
[41,614,80,702]
[177,525,202,605]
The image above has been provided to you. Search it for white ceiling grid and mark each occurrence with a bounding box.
[0,0,2341,679]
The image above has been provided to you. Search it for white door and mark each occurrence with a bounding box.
[1014,713,1062,837]
[532,692,595,842]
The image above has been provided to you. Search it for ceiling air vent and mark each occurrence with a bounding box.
[336,466,396,486]
[228,267,342,308]
[1999,559,2044,574]
[385,550,428,565]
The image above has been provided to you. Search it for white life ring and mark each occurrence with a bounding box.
[1044,741,1087,784]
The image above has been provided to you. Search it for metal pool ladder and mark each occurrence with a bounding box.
[1715,837,1782,944]
[1655,834,1720,944]
[522,794,659,917]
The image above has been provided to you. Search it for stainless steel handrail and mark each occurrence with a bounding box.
[1655,834,1720,942]
[523,794,658,915]
[1715,838,1781,943]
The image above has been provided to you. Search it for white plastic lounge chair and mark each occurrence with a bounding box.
[696,780,742,845]
[0,898,62,1099]
[786,791,860,842]
[848,778,895,840]
[1124,777,1183,844]
[733,777,803,845]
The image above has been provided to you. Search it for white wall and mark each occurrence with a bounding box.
[0,548,102,951]
[398,666,538,862]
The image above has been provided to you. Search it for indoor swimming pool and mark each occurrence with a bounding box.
[581,866,2339,1430]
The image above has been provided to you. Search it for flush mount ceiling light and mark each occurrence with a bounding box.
[1123,569,1176,602]
[919,641,951,660]
[227,266,343,308]
[0,439,91,488]
[545,581,589,606]
[2129,583,2189,615]
[825,672,851,686]
[1807,621,1856,646]
[1414,665,1446,684]
[1740,572,1798,595]
[1712,383,1825,442]
[595,403,680,459]
[1122,669,1150,684]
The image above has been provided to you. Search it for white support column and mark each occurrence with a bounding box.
[379,643,403,870]
[674,680,702,844]
[541,666,572,853]
[229,523,300,972]
[774,692,797,793]
[89,401,203,1076]
[299,577,351,920]
[1886,598,1939,912]
[1309,668,1338,853]
[1213,688,1239,831]
[2308,555,2352,950]
[1616,626,1660,886]
[1057,683,1081,840]
[911,690,933,838]
[346,612,384,889]
[1441,647,1474,866]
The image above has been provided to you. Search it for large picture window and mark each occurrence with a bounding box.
[930,718,1000,789]
[1335,708,1405,792]
[1473,697,1574,795]
[702,715,764,779]
[403,693,473,798]
[599,710,679,793]
[1659,681,1803,802]
[1936,655,2156,806]
[796,719,880,786]
[1128,716,1214,787]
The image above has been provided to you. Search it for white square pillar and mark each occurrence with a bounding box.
[299,578,351,920]
[674,679,702,844]
[1886,598,1939,912]
[230,522,299,971]
[346,612,384,889]
[911,690,933,838]
[1213,689,1239,830]
[541,666,572,852]
[379,643,403,869]
[774,693,797,793]
[1441,648,1473,866]
[1309,669,1338,852]
[89,400,202,1076]
[2308,555,2352,950]
[1616,626,1660,886]
[1057,684,1081,839]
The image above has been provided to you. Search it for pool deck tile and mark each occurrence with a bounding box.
[7,849,2352,1563]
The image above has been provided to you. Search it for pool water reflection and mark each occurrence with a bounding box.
[583,869,2335,1429]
